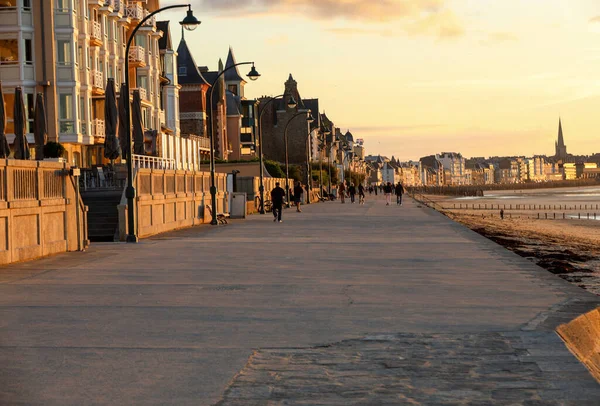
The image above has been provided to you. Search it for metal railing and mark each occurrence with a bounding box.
[198,136,210,150]
[133,154,176,171]
[128,45,145,65]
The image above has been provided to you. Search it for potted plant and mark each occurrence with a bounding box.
[43,141,66,162]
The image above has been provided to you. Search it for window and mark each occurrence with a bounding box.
[164,53,173,75]
[0,0,16,8]
[134,34,146,49]
[178,66,186,76]
[56,40,72,65]
[79,96,86,134]
[0,38,19,65]
[56,0,70,11]
[59,92,74,133]
[228,85,237,95]
[23,0,31,10]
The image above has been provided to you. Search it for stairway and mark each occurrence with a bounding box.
[82,189,123,242]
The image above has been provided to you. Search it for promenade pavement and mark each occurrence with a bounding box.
[0,195,599,405]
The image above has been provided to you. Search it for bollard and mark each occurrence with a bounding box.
[587,213,589,220]
[553,213,555,219]
[563,213,565,219]
[538,213,540,219]
[578,213,581,219]
[545,213,547,219]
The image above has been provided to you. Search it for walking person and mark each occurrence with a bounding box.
[374,185,378,196]
[338,182,346,203]
[348,183,356,204]
[395,182,405,205]
[293,181,303,212]
[358,183,365,205]
[271,182,286,223]
[384,182,393,206]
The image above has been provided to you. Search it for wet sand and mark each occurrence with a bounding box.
[422,186,600,295]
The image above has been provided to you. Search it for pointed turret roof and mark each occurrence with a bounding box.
[157,21,172,51]
[224,46,245,83]
[557,118,565,148]
[345,130,354,142]
[176,36,209,86]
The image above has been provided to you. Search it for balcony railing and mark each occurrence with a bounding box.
[90,70,104,90]
[141,10,156,27]
[100,0,115,10]
[111,0,125,16]
[126,3,143,20]
[133,154,176,171]
[91,119,105,139]
[198,136,210,150]
[128,45,145,65]
[90,20,102,44]
[132,87,147,101]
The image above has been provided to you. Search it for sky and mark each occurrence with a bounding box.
[160,0,600,161]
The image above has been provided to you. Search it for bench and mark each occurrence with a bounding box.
[206,204,229,224]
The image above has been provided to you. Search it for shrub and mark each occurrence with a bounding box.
[43,141,65,158]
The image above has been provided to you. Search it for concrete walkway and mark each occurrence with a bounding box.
[0,196,598,405]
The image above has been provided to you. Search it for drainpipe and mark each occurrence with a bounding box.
[39,0,49,123]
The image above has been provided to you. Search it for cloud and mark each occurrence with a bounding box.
[325,27,396,37]
[174,0,464,39]
[347,124,445,133]
[589,16,600,33]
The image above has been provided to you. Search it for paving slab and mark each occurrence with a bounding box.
[0,196,598,405]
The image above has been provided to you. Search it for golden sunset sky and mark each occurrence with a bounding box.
[161,0,600,160]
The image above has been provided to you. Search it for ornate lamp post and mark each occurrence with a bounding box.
[283,110,312,207]
[207,62,260,225]
[257,94,297,214]
[317,124,330,199]
[125,4,200,243]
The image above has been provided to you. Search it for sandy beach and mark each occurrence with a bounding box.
[421,186,600,295]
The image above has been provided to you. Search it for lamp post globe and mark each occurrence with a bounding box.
[180,7,201,31]
[247,64,261,81]
[287,97,297,109]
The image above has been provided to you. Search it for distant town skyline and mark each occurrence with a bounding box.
[161,0,600,159]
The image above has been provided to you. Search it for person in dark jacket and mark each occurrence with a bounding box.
[271,182,286,222]
[358,184,365,204]
[293,181,303,212]
[383,182,393,205]
[348,183,357,204]
[395,182,405,205]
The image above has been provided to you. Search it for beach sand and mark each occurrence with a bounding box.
[422,193,600,295]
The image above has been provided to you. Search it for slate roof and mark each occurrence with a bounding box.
[345,130,354,142]
[157,21,171,51]
[176,38,209,86]
[224,47,245,83]
[303,98,320,131]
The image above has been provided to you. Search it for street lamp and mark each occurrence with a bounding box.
[207,61,261,225]
[124,4,200,243]
[283,109,312,207]
[317,123,331,199]
[304,113,315,205]
[257,94,297,214]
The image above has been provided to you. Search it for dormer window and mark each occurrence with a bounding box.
[228,84,237,95]
[178,66,187,76]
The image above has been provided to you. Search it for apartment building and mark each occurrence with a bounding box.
[437,152,466,185]
[0,0,177,168]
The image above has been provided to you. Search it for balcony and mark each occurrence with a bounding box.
[111,0,125,17]
[91,119,105,141]
[131,87,147,101]
[126,3,143,21]
[139,9,156,30]
[198,136,210,151]
[128,45,146,67]
[99,0,115,13]
[90,70,104,96]
[89,21,103,47]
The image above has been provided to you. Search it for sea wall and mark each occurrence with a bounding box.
[557,307,600,382]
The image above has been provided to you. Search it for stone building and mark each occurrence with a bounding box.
[259,74,313,165]
[0,0,177,167]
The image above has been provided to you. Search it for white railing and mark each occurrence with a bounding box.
[91,118,105,139]
[198,136,210,150]
[133,154,176,171]
[112,0,124,16]
[132,87,147,100]
[142,10,156,27]
[128,45,145,64]
[126,3,143,20]
[90,70,104,89]
[90,20,102,43]
[101,0,115,9]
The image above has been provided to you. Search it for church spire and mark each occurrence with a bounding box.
[557,117,564,148]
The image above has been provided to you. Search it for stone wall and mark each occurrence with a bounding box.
[557,307,600,382]
[0,159,87,265]
[118,168,228,240]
